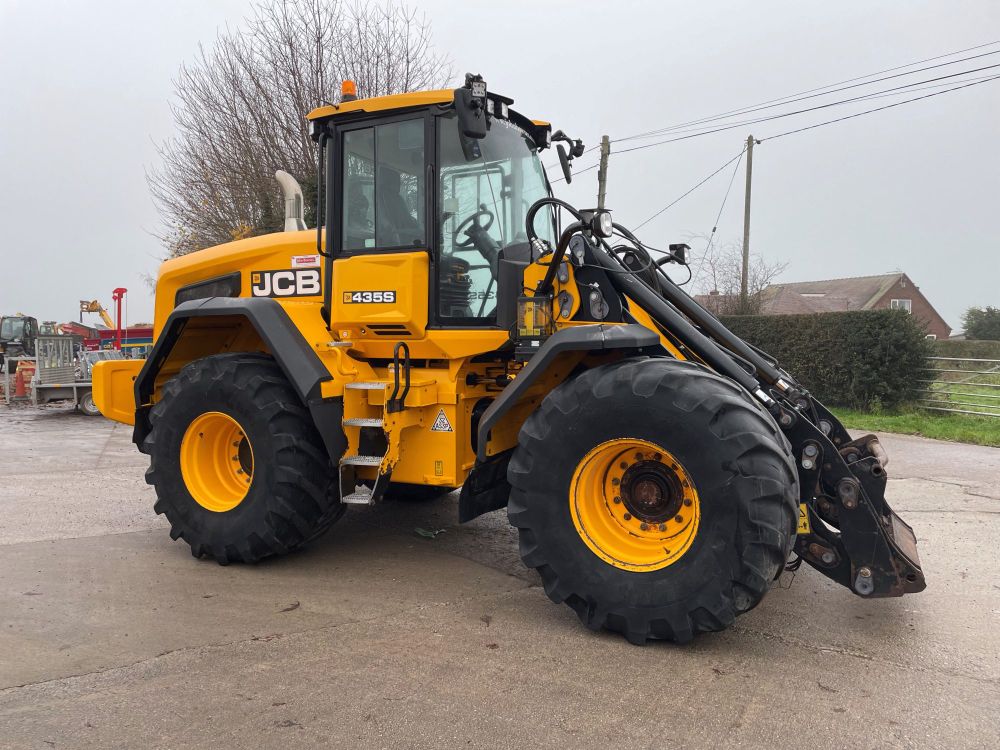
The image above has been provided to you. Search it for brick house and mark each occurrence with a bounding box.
[697,273,951,339]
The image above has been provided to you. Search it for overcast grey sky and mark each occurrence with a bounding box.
[1,0,997,330]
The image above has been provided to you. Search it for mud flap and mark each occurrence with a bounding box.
[459,449,513,523]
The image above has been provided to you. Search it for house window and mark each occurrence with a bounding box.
[925,334,937,340]
[890,299,912,313]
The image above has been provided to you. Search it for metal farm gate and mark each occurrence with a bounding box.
[918,356,1000,418]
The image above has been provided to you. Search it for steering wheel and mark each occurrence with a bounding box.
[455,206,495,247]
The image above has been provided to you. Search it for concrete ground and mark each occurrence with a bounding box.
[0,403,998,750]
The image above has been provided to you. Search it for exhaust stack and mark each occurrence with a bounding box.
[275,170,307,231]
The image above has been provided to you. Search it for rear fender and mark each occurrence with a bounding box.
[132,297,345,463]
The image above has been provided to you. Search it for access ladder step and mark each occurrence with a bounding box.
[346,381,389,390]
[341,454,383,467]
[343,417,384,428]
[342,487,374,505]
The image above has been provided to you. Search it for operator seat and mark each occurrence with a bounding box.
[376,167,423,246]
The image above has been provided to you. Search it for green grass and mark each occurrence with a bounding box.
[830,407,1000,447]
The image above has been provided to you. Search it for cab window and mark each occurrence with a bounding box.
[437,114,553,322]
[341,119,425,251]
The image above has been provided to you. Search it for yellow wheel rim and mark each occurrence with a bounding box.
[570,438,700,572]
[180,411,254,512]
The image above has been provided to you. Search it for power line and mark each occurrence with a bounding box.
[617,42,1000,142]
[544,43,1000,178]
[547,71,999,190]
[633,149,747,231]
[615,66,1000,143]
[613,62,1000,154]
[762,72,1000,140]
[693,150,747,283]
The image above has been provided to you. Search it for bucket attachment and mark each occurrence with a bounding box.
[793,432,925,597]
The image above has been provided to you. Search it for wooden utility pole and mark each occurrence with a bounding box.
[740,134,755,310]
[596,135,611,209]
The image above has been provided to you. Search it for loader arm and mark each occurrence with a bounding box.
[523,198,925,599]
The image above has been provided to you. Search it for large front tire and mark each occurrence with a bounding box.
[508,357,798,644]
[144,353,344,564]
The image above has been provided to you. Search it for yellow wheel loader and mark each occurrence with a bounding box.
[94,75,924,644]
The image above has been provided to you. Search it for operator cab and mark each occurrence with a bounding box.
[308,76,557,331]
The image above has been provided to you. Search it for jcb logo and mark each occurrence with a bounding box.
[251,269,321,298]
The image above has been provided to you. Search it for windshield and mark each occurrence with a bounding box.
[438,115,554,320]
[0,318,25,340]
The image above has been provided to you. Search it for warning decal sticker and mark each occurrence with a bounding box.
[431,409,453,432]
[796,503,811,535]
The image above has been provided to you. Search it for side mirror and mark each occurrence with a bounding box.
[552,130,585,183]
[557,144,572,184]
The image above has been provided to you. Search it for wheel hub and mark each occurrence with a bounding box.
[620,461,683,523]
[569,438,700,572]
[179,411,254,513]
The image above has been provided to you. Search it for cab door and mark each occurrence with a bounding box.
[329,114,431,342]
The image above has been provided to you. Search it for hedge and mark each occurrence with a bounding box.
[719,309,932,410]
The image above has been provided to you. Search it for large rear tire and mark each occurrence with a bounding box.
[508,357,797,644]
[144,353,344,564]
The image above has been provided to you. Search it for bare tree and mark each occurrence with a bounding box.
[688,235,788,316]
[149,0,451,258]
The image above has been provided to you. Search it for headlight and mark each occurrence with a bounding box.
[592,210,613,239]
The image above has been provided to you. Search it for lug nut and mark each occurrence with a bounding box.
[611,478,620,486]
[803,443,819,458]
[623,513,632,521]
[658,523,666,532]
[683,499,692,507]
[640,523,648,531]
[620,462,628,470]
[635,452,644,460]
[653,453,662,461]
[674,514,683,523]
[613,496,621,504]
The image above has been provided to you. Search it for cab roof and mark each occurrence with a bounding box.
[306,88,550,128]
[306,89,455,121]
